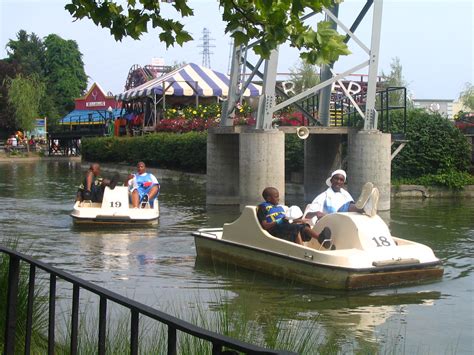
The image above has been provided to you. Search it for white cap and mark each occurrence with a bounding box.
[326,169,347,187]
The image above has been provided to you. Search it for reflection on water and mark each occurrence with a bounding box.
[0,161,473,353]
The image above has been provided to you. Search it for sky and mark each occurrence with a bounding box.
[0,0,472,100]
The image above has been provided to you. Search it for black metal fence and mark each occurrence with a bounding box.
[1,246,294,355]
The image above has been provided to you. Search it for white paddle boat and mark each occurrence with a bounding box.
[71,186,159,225]
[192,206,443,290]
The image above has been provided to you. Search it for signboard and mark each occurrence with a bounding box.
[86,101,106,108]
[28,118,47,138]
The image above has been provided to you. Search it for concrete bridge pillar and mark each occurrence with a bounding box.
[304,134,343,202]
[239,130,285,209]
[206,131,240,205]
[348,130,391,211]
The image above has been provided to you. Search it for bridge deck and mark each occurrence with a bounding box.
[209,126,349,135]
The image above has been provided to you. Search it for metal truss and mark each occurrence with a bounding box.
[222,0,384,131]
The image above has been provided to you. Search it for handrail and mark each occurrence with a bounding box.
[1,246,294,355]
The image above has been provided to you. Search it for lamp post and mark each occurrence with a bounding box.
[106,106,113,136]
[107,106,113,119]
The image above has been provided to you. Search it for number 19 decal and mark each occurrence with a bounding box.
[372,236,391,247]
[110,201,122,208]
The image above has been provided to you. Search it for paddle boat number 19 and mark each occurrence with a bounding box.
[102,188,129,210]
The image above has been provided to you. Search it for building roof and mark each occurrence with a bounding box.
[59,109,122,125]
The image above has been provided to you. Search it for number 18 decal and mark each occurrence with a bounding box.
[372,236,391,247]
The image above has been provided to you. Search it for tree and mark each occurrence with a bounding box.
[458,82,474,111]
[0,60,19,132]
[287,60,320,95]
[4,30,88,121]
[380,57,408,108]
[43,34,88,117]
[5,74,45,133]
[5,30,45,77]
[65,0,350,65]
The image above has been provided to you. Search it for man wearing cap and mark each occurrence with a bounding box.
[304,169,378,222]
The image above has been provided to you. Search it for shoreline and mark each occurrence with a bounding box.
[1,156,472,198]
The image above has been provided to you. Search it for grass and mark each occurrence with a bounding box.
[0,239,49,353]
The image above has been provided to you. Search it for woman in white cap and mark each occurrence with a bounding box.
[304,169,378,222]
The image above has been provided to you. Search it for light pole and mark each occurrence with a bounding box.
[106,106,113,136]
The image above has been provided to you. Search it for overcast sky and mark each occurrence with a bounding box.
[0,0,472,100]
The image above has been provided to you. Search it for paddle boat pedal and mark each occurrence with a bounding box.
[192,206,443,290]
[71,186,159,225]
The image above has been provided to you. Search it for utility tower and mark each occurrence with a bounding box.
[198,28,215,68]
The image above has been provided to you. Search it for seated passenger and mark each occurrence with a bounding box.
[76,163,119,203]
[305,169,379,223]
[127,162,160,208]
[257,187,331,247]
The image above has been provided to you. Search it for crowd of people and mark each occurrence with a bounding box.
[4,131,46,153]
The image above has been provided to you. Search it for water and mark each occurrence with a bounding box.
[1,160,473,353]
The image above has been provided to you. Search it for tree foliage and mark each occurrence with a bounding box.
[5,74,45,132]
[0,60,19,132]
[3,30,88,122]
[287,60,320,95]
[380,57,408,108]
[458,82,474,111]
[65,0,350,65]
[43,34,88,116]
[390,109,470,179]
[5,30,45,77]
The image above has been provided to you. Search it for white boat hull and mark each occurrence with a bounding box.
[193,207,443,290]
[71,186,159,225]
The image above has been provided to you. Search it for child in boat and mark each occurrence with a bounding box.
[257,187,331,247]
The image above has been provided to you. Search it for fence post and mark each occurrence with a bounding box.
[167,326,177,355]
[48,275,56,355]
[4,254,20,355]
[25,264,36,355]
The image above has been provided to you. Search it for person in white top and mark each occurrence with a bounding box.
[305,169,379,223]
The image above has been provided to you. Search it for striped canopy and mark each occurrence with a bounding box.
[117,63,262,101]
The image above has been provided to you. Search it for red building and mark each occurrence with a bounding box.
[60,83,122,125]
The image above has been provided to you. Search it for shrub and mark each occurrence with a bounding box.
[390,109,471,179]
[393,171,474,190]
[82,132,207,172]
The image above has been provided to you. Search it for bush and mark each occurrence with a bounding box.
[393,171,474,190]
[390,109,471,179]
[82,132,207,172]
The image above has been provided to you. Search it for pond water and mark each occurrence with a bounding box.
[1,160,473,353]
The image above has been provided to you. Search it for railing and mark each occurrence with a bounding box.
[1,246,294,355]
[337,86,407,134]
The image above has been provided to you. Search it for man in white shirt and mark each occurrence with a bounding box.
[305,169,378,223]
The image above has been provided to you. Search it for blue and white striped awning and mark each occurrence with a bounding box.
[117,63,262,101]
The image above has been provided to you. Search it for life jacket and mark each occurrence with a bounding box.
[259,202,285,223]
